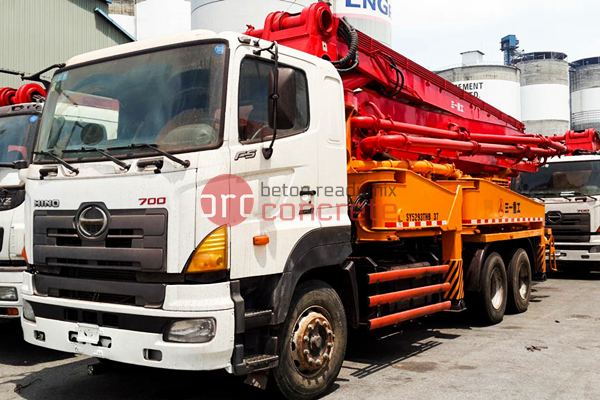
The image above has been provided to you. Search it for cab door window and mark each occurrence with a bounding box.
[238,58,309,143]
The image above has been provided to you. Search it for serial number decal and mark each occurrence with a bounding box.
[406,212,440,222]
[139,197,166,206]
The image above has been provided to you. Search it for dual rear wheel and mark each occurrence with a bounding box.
[472,248,532,325]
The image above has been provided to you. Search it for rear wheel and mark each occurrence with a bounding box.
[273,280,347,400]
[506,249,532,313]
[473,252,507,325]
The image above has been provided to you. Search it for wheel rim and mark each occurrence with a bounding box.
[518,261,529,300]
[290,306,335,377]
[490,267,504,310]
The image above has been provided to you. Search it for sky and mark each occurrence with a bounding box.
[391,0,600,70]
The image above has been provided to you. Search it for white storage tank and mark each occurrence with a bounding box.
[191,0,312,35]
[330,0,392,46]
[108,0,191,40]
[571,57,600,132]
[436,51,522,120]
[191,0,392,47]
[516,52,570,137]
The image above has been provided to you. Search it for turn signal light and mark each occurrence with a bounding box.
[185,226,227,273]
[253,235,269,246]
[21,247,27,263]
[7,308,18,316]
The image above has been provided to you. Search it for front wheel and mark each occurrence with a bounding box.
[273,280,347,400]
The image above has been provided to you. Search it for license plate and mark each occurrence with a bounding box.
[77,324,100,345]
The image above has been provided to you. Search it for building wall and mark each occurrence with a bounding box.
[436,65,521,120]
[0,0,132,88]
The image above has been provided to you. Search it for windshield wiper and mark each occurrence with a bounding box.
[561,192,597,202]
[33,151,79,174]
[0,160,28,170]
[63,147,130,170]
[110,143,190,168]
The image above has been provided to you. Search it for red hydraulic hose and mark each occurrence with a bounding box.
[353,115,568,153]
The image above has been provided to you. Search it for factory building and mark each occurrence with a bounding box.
[436,51,521,120]
[109,0,191,41]
[191,0,392,47]
[515,52,570,136]
[571,57,600,132]
[0,0,133,88]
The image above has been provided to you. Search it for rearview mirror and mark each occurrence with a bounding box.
[268,68,296,130]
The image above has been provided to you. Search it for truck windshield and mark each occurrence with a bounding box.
[514,160,600,197]
[0,114,37,165]
[35,42,227,163]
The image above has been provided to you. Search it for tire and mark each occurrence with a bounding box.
[506,248,532,314]
[273,280,347,400]
[474,252,507,325]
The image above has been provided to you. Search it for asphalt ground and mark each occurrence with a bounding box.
[1,271,599,400]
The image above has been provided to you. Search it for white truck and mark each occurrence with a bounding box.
[0,103,42,319]
[514,153,600,271]
[19,4,561,399]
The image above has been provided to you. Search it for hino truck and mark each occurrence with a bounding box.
[514,129,600,271]
[20,3,568,399]
[0,82,46,319]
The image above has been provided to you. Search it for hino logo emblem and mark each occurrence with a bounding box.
[77,206,109,238]
[35,199,60,208]
[546,211,563,225]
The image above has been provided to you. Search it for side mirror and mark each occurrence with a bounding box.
[269,68,296,130]
[12,160,29,170]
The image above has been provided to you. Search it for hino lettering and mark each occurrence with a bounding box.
[34,199,60,208]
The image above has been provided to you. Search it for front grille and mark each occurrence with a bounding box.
[546,212,591,242]
[33,207,167,271]
[60,267,137,282]
[58,290,136,306]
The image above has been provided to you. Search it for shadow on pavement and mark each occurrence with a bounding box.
[10,361,272,400]
[343,311,467,379]
[0,320,74,367]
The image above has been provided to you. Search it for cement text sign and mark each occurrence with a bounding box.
[335,0,392,24]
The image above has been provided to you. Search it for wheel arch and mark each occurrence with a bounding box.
[269,226,356,326]
[463,238,536,292]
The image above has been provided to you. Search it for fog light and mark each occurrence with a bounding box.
[22,301,36,322]
[0,287,18,301]
[589,246,600,253]
[164,319,216,343]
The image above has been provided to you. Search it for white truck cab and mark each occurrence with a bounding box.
[0,103,41,319]
[20,29,349,378]
[514,154,600,269]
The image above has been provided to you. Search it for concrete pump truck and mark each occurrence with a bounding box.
[20,3,572,398]
[0,75,46,320]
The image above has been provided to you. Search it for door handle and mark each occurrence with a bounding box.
[300,190,317,196]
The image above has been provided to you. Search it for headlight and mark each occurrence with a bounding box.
[22,301,36,322]
[0,287,18,301]
[164,319,216,343]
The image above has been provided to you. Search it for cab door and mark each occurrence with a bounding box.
[228,48,321,279]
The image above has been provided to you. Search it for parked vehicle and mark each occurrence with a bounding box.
[20,4,569,398]
[0,80,45,319]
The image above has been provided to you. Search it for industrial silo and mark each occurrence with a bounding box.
[191,0,312,35]
[436,51,522,120]
[191,0,392,47]
[571,57,600,132]
[516,52,570,136]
